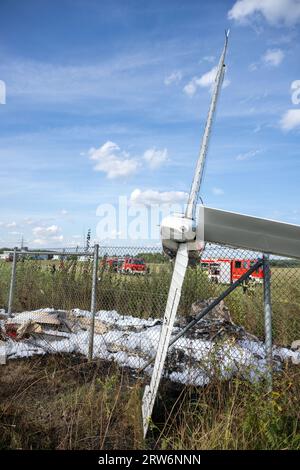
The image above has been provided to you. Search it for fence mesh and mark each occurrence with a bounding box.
[1,244,300,388]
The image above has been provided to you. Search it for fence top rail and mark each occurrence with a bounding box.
[15,250,94,257]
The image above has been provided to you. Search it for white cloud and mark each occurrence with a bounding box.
[129,188,188,207]
[183,66,230,97]
[236,149,262,161]
[263,49,284,66]
[44,225,59,234]
[33,238,45,245]
[52,235,64,242]
[197,66,219,88]
[61,209,68,216]
[212,187,224,196]
[249,62,258,72]
[23,217,35,225]
[88,141,169,178]
[183,80,198,97]
[228,0,300,26]
[249,49,284,72]
[32,225,60,237]
[88,141,139,179]
[184,67,217,96]
[143,148,168,169]
[202,55,215,63]
[164,71,182,86]
[32,229,64,246]
[6,221,17,228]
[280,109,300,130]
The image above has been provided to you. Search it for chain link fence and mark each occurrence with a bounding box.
[1,244,300,388]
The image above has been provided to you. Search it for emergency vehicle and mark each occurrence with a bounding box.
[200,258,264,284]
[101,257,122,272]
[118,257,147,274]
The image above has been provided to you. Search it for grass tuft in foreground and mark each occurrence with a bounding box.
[1,354,300,450]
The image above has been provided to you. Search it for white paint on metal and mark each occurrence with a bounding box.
[6,311,61,326]
[142,243,188,437]
[185,30,229,221]
[202,206,300,260]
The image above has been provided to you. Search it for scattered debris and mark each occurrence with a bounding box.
[7,310,62,326]
[16,320,43,339]
[0,305,299,386]
[177,298,258,344]
[291,339,300,350]
[190,298,232,322]
[291,340,300,364]
[74,316,108,335]
[4,310,72,341]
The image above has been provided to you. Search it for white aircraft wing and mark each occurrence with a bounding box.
[202,206,300,259]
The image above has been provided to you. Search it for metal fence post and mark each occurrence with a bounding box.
[88,244,99,360]
[8,247,18,317]
[263,253,273,392]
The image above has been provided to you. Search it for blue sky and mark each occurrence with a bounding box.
[0,0,300,247]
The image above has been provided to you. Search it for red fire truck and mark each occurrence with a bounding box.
[119,257,147,275]
[200,258,264,284]
[102,257,119,271]
[101,257,148,274]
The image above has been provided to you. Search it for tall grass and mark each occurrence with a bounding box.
[0,356,144,450]
[1,260,300,345]
[0,355,299,449]
[157,369,300,450]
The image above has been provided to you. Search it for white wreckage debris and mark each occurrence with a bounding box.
[0,303,299,386]
[4,310,72,341]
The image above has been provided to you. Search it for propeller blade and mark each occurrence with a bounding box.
[202,206,300,259]
[142,243,189,437]
[185,30,229,220]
